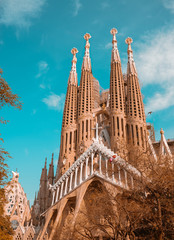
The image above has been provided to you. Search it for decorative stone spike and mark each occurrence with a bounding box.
[110,28,120,62]
[82,33,91,71]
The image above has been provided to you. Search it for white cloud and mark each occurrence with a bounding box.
[39,83,46,89]
[42,93,65,111]
[105,42,112,49]
[133,28,174,112]
[0,0,46,28]
[73,0,82,16]
[36,61,49,78]
[101,2,110,9]
[32,109,37,115]
[24,148,29,156]
[145,86,174,112]
[136,29,174,86]
[162,0,174,13]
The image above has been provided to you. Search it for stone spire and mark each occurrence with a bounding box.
[109,28,126,153]
[48,153,54,185]
[34,192,37,205]
[77,33,95,155]
[68,48,78,85]
[41,158,47,181]
[82,33,91,72]
[159,128,172,158]
[39,158,48,213]
[125,37,146,149]
[57,48,78,179]
[110,28,120,62]
[125,37,137,75]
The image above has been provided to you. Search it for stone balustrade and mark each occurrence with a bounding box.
[49,139,141,206]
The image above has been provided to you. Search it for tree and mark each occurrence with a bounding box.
[121,155,174,240]
[72,153,174,240]
[0,69,22,240]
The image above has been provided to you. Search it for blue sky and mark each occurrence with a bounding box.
[1,0,174,204]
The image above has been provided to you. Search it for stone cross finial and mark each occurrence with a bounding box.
[71,48,78,69]
[82,33,91,71]
[92,123,102,141]
[84,33,91,51]
[110,28,118,41]
[69,48,78,85]
[125,37,133,53]
[125,37,133,45]
[84,33,91,42]
[125,37,137,74]
[110,28,120,62]
[71,47,78,57]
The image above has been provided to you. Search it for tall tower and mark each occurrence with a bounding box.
[57,48,78,178]
[109,28,126,153]
[125,37,146,149]
[48,153,54,185]
[77,33,94,154]
[39,158,47,213]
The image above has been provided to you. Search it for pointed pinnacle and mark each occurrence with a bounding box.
[110,28,120,62]
[84,33,91,42]
[51,153,54,164]
[110,28,118,42]
[82,33,92,71]
[125,37,133,52]
[71,47,78,56]
[44,157,47,168]
[71,48,78,65]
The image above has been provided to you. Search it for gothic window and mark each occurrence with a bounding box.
[113,116,115,136]
[117,117,120,136]
[121,118,124,137]
[131,125,134,145]
[136,125,139,146]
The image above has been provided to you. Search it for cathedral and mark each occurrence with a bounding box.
[5,28,174,239]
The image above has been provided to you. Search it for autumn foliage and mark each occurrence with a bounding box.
[0,69,22,240]
[71,154,174,240]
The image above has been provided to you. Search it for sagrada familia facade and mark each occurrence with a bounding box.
[5,28,174,239]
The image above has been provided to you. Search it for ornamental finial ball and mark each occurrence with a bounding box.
[160,128,164,135]
[125,37,133,45]
[71,48,78,56]
[110,28,118,36]
[84,33,91,41]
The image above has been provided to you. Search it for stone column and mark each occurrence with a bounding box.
[105,159,108,178]
[55,186,60,202]
[74,167,78,188]
[69,171,73,192]
[91,152,94,175]
[80,162,83,184]
[85,158,89,179]
[118,166,121,184]
[131,175,134,189]
[51,190,55,205]
[64,176,69,195]
[124,170,128,188]
[99,153,102,175]
[60,181,64,199]
[112,163,115,181]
